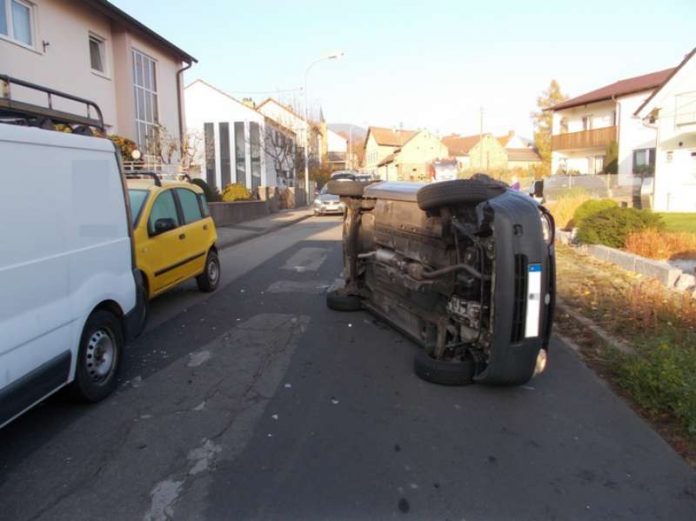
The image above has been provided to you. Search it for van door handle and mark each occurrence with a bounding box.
[179,233,186,240]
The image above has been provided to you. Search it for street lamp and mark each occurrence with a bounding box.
[303,51,344,200]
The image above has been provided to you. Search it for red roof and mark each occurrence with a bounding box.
[507,148,541,162]
[368,127,417,147]
[551,68,675,111]
[441,134,481,156]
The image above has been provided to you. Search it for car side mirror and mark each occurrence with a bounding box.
[153,217,177,235]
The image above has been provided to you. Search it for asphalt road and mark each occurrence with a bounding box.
[0,216,694,521]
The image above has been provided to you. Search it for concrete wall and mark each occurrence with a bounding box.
[1,0,186,146]
[208,201,269,227]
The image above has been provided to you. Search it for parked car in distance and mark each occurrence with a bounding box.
[0,124,145,428]
[126,175,220,306]
[313,184,346,215]
[430,158,458,182]
[326,175,555,386]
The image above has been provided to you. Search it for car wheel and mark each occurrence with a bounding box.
[71,310,123,402]
[416,178,506,211]
[327,180,367,198]
[197,250,221,292]
[413,350,475,386]
[326,290,362,311]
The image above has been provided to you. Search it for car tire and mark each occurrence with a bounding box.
[416,178,506,211]
[326,290,362,311]
[197,250,221,292]
[327,180,367,198]
[71,310,123,402]
[413,350,475,386]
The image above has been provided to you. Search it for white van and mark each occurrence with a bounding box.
[0,124,143,428]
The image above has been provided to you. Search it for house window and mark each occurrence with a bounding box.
[219,122,231,187]
[632,148,655,176]
[234,122,246,184]
[582,115,592,131]
[675,92,696,126]
[249,122,261,190]
[89,34,106,73]
[132,49,159,150]
[560,117,568,134]
[203,122,216,189]
[1,0,34,47]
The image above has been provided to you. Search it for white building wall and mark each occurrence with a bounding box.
[327,129,347,153]
[616,92,657,186]
[552,101,616,134]
[641,56,696,212]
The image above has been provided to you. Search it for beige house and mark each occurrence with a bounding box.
[374,129,448,181]
[0,0,196,153]
[363,126,417,174]
[442,131,541,172]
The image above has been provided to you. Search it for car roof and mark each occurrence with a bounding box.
[126,178,204,193]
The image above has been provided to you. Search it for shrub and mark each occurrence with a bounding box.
[625,229,696,260]
[572,198,618,229]
[221,183,252,202]
[576,207,664,248]
[109,134,140,161]
[545,187,590,230]
[191,178,221,202]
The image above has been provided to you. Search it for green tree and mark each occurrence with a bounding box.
[531,80,568,175]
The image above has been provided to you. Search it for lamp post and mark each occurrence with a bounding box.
[303,51,343,200]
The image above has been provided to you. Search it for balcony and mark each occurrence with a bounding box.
[552,126,617,151]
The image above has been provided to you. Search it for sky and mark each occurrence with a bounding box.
[112,0,695,139]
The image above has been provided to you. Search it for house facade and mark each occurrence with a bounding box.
[635,49,696,212]
[184,80,296,191]
[375,130,448,181]
[0,0,195,154]
[442,131,541,172]
[550,68,673,186]
[363,126,417,175]
[325,128,348,171]
[256,98,322,170]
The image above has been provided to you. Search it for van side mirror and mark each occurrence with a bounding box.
[153,217,177,235]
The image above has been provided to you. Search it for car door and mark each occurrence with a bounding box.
[142,189,189,295]
[173,188,210,277]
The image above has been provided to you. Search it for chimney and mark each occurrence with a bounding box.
[242,98,255,109]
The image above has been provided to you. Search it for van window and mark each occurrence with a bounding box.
[128,189,149,226]
[176,188,203,224]
[148,190,180,234]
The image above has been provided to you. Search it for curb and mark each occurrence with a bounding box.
[217,212,314,250]
[556,299,635,355]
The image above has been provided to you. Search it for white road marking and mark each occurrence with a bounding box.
[282,247,328,272]
[266,280,331,294]
[187,350,211,367]
[144,480,183,521]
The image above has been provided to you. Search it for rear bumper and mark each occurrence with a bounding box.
[123,269,147,341]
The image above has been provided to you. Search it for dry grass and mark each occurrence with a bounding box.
[545,189,590,229]
[555,244,696,453]
[625,229,696,261]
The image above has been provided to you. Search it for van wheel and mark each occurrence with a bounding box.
[197,250,220,292]
[326,290,362,311]
[413,350,475,386]
[71,310,123,402]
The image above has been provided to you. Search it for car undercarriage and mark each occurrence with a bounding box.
[326,176,556,386]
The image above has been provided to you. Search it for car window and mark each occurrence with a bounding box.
[176,188,203,224]
[320,185,328,195]
[128,189,149,226]
[148,190,180,234]
[197,194,210,217]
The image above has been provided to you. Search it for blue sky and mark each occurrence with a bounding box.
[113,0,695,138]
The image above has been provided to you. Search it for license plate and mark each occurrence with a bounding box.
[525,264,542,338]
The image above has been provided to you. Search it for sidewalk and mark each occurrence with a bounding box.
[216,207,315,250]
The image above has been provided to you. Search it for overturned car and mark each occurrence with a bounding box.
[326,176,555,386]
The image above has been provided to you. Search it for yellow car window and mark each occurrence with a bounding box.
[176,188,203,224]
[148,191,180,234]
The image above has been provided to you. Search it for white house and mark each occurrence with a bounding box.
[550,68,674,186]
[326,128,348,170]
[635,48,696,212]
[256,98,322,169]
[184,80,296,191]
[0,0,195,153]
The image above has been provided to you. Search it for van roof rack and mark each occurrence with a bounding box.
[125,171,162,187]
[0,75,104,132]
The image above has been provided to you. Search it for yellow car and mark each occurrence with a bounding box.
[126,176,220,303]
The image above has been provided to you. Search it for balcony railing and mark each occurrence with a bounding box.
[552,126,617,151]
